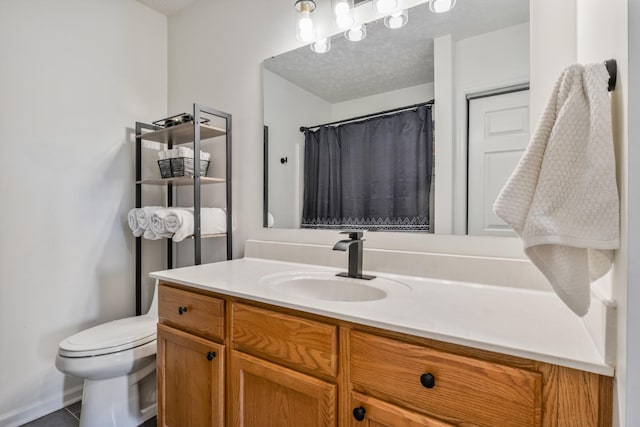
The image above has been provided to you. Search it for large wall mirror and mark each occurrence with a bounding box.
[263,0,529,236]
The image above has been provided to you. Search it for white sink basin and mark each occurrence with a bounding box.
[260,271,411,302]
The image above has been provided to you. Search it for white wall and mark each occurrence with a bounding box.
[575,1,629,425]
[0,1,167,425]
[263,70,332,228]
[625,3,640,426]
[530,0,632,425]
[331,82,434,121]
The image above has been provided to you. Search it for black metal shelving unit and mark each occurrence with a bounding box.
[134,103,232,315]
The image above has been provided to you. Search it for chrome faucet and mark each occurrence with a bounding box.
[332,231,376,280]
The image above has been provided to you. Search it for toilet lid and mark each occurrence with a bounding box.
[58,316,157,358]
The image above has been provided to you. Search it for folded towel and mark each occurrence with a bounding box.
[127,208,145,237]
[178,147,194,158]
[157,150,167,160]
[493,63,620,316]
[170,207,228,242]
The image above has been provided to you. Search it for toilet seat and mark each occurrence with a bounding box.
[59,316,157,358]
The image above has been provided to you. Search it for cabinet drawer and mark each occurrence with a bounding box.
[350,331,542,427]
[158,284,225,341]
[231,303,338,377]
[350,392,454,427]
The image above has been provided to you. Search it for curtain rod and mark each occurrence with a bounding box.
[299,99,434,133]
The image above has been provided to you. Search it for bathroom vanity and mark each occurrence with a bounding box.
[152,255,613,427]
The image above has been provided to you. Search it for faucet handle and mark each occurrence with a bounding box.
[340,230,363,240]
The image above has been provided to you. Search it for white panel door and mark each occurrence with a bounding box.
[468,90,529,236]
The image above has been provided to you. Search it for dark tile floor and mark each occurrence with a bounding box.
[20,402,156,427]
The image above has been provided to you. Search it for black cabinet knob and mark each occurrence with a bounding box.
[178,306,188,315]
[206,351,216,361]
[352,406,366,422]
[420,373,435,389]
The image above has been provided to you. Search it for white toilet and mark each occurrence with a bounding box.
[55,284,159,427]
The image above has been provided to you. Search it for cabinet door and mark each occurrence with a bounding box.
[349,392,454,427]
[230,350,337,427]
[157,324,225,427]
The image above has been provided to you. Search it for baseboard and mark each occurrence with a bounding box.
[0,385,82,427]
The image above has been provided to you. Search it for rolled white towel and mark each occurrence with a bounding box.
[200,151,211,161]
[135,206,162,231]
[143,226,162,240]
[150,209,174,238]
[127,208,145,237]
[163,208,193,233]
[166,148,178,158]
[171,207,228,242]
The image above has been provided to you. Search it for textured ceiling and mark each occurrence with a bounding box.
[136,0,196,16]
[264,0,529,103]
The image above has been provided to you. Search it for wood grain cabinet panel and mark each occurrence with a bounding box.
[231,303,338,377]
[158,284,225,341]
[349,392,454,427]
[157,324,224,427]
[230,350,337,427]
[350,331,542,427]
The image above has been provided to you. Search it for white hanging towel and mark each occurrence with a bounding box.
[493,63,620,316]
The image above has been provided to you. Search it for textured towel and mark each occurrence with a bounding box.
[171,208,228,242]
[494,63,620,316]
[134,206,162,231]
[127,209,145,237]
[150,210,174,238]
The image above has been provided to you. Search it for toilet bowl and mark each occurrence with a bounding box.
[56,283,159,427]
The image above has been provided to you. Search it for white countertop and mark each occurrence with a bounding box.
[151,257,613,376]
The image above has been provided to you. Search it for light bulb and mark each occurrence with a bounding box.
[336,13,355,29]
[345,25,366,42]
[298,14,313,32]
[295,0,317,42]
[374,0,397,14]
[384,9,408,29]
[311,38,331,54]
[334,1,349,16]
[429,0,456,13]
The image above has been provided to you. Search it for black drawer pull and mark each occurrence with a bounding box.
[206,351,216,361]
[352,406,366,421]
[178,306,188,315]
[420,373,435,389]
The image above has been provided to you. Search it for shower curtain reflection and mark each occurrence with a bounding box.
[302,105,433,231]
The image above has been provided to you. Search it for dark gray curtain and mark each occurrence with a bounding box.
[302,105,433,231]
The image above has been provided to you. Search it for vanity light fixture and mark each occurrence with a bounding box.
[311,37,331,53]
[345,24,367,42]
[333,0,355,29]
[428,0,456,13]
[295,0,317,43]
[384,9,408,29]
[374,0,398,14]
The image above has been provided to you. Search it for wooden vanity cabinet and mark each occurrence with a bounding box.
[157,284,226,427]
[230,350,337,427]
[349,392,454,427]
[156,282,613,427]
[230,303,339,426]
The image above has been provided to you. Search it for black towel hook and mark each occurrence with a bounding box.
[604,59,617,92]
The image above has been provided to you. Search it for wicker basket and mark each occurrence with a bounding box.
[158,157,210,178]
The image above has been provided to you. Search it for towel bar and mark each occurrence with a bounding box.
[605,59,616,92]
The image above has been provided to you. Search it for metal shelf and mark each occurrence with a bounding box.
[134,104,232,316]
[137,177,226,186]
[136,122,226,145]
